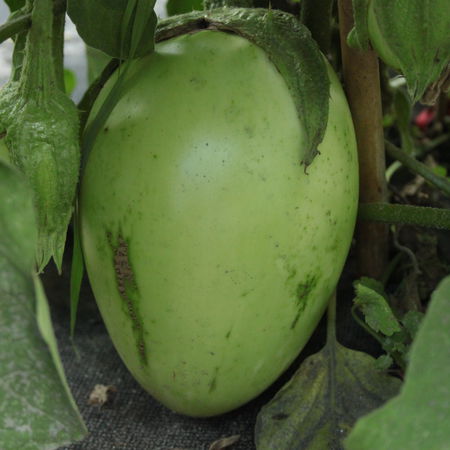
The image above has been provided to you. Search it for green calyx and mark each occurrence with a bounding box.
[157,8,330,168]
[0,0,80,272]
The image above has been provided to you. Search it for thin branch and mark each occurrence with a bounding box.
[0,0,66,45]
[385,140,450,198]
[0,13,31,44]
[359,203,450,230]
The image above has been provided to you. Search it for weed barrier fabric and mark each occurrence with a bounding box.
[43,251,375,450]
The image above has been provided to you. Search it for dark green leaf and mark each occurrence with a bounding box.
[346,275,450,450]
[368,0,450,102]
[67,0,157,59]
[375,354,393,372]
[0,162,87,449]
[255,340,401,449]
[401,310,424,340]
[354,277,401,336]
[86,46,112,84]
[347,0,371,50]
[70,208,85,337]
[4,0,25,12]
[166,0,203,16]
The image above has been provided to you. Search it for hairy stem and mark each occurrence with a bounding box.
[386,140,450,198]
[338,0,388,279]
[0,13,31,44]
[0,0,67,45]
[52,0,67,92]
[359,203,450,230]
[19,0,55,100]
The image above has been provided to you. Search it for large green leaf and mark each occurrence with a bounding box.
[345,275,450,449]
[0,162,87,449]
[255,299,401,449]
[4,0,26,12]
[166,0,203,16]
[67,0,157,59]
[368,0,450,102]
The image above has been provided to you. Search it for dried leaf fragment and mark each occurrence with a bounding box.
[208,434,240,450]
[87,384,117,406]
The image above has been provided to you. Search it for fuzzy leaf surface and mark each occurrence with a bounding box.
[0,162,87,449]
[368,0,450,102]
[0,0,80,271]
[255,339,401,449]
[354,277,401,336]
[345,275,450,450]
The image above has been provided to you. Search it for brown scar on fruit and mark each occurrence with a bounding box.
[108,232,148,365]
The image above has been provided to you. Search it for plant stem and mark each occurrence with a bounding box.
[359,203,450,230]
[351,304,384,346]
[0,13,31,44]
[386,140,450,198]
[19,0,55,101]
[52,0,67,92]
[338,0,388,280]
[300,0,334,55]
[326,291,337,345]
[0,0,66,46]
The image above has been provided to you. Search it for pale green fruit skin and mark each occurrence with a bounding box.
[80,30,358,417]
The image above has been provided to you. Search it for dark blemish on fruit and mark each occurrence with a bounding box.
[108,232,148,365]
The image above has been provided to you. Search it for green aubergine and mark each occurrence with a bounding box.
[80,11,359,417]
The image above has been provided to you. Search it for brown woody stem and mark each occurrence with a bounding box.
[338,0,388,279]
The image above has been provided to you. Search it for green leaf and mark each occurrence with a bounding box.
[0,162,87,449]
[4,0,26,12]
[157,8,329,167]
[255,339,401,449]
[375,354,393,372]
[368,0,450,102]
[166,0,203,16]
[67,0,157,59]
[70,207,85,337]
[347,0,371,50]
[401,310,424,341]
[354,277,401,336]
[64,68,77,95]
[86,46,112,84]
[345,275,450,450]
